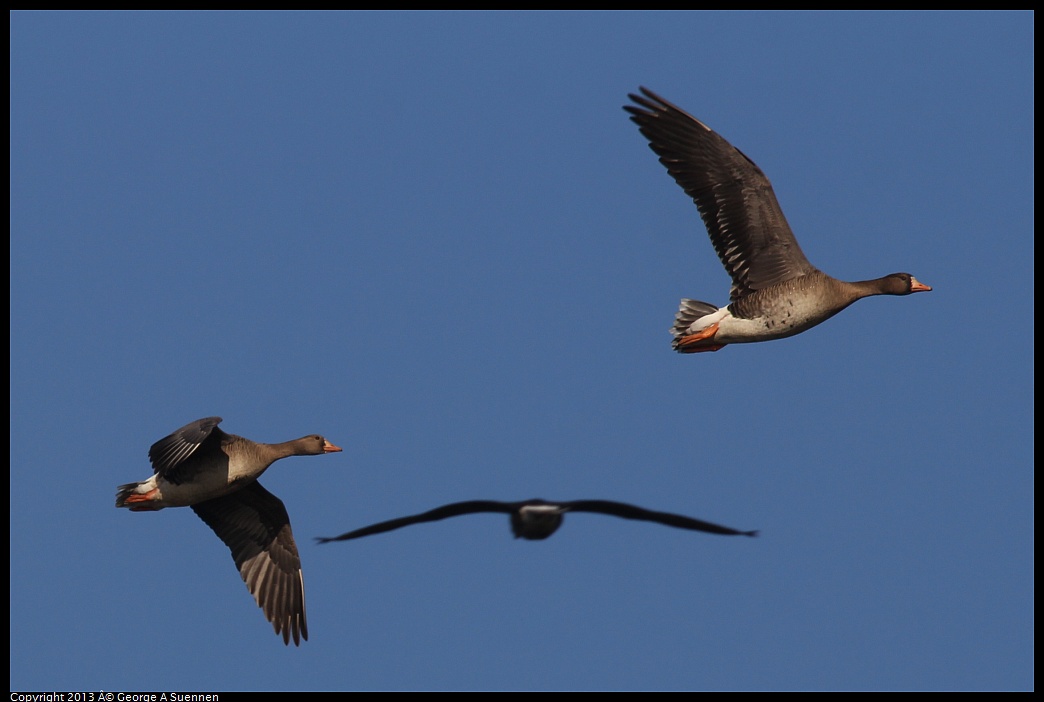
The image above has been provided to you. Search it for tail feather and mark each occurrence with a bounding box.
[671,298,719,339]
[115,481,149,508]
[115,482,137,505]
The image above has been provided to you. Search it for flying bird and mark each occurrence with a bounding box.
[116,416,342,646]
[625,87,931,353]
[316,498,757,543]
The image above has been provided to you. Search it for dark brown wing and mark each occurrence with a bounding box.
[147,417,227,485]
[563,500,758,537]
[625,87,817,300]
[316,500,518,543]
[192,481,307,646]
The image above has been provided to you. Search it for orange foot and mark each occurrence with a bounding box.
[676,323,725,353]
[123,488,159,508]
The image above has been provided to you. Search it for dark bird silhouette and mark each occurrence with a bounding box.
[317,498,757,542]
[625,87,931,353]
[116,416,342,645]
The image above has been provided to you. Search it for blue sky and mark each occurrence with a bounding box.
[10,11,1032,692]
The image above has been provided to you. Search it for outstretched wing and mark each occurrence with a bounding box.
[192,481,307,646]
[625,87,817,300]
[316,500,517,543]
[565,499,758,537]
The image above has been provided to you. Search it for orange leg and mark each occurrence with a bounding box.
[122,488,158,505]
[676,323,725,352]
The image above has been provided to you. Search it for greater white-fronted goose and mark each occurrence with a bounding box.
[625,87,932,353]
[316,498,757,542]
[115,416,342,646]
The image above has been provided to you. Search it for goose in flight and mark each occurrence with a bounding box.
[625,87,931,353]
[116,416,342,645]
[317,498,757,543]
